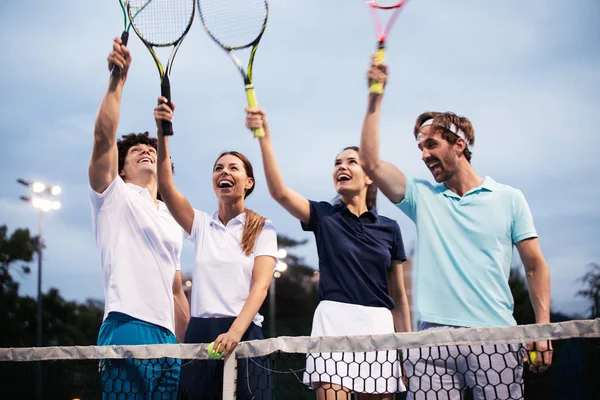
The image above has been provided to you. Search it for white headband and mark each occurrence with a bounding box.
[418,119,472,150]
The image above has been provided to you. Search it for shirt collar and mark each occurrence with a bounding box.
[210,210,246,228]
[441,176,495,199]
[334,201,379,222]
[125,182,167,211]
[125,182,146,193]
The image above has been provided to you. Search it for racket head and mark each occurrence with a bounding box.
[368,0,408,10]
[367,0,408,43]
[127,0,195,48]
[198,0,268,51]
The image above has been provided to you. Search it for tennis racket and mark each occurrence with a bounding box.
[111,0,151,77]
[128,0,195,136]
[198,0,269,138]
[367,0,409,94]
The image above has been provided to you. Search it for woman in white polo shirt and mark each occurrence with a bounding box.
[154,99,278,400]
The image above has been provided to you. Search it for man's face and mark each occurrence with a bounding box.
[121,144,157,180]
[417,125,459,183]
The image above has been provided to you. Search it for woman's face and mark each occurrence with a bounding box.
[332,149,371,197]
[212,154,254,202]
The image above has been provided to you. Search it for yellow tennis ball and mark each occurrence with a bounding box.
[528,350,537,363]
[207,341,223,360]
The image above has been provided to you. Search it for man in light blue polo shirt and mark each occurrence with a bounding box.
[359,59,552,399]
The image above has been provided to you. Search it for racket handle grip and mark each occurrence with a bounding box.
[111,31,130,78]
[245,85,264,138]
[161,82,174,136]
[121,31,129,46]
[369,47,386,95]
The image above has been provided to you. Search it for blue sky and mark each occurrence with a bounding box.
[0,0,598,318]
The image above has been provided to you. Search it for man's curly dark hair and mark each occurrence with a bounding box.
[117,132,174,175]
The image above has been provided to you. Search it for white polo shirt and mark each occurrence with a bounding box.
[90,176,182,334]
[188,210,278,326]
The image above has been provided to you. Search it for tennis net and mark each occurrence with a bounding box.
[1,319,598,399]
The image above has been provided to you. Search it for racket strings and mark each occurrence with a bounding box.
[370,0,406,9]
[369,0,407,39]
[129,0,194,46]
[199,0,267,50]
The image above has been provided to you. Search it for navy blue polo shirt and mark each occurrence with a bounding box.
[302,200,407,309]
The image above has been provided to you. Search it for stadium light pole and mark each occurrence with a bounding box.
[18,178,61,400]
[269,248,288,338]
[17,179,62,348]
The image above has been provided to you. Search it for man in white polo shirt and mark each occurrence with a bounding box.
[359,59,552,399]
[88,37,189,399]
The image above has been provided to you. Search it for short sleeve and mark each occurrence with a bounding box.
[396,177,418,222]
[392,222,407,262]
[511,190,538,243]
[186,209,209,243]
[301,200,334,232]
[254,220,278,260]
[89,175,125,211]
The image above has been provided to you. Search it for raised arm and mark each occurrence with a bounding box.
[154,98,195,234]
[360,58,408,204]
[89,38,131,193]
[246,109,311,225]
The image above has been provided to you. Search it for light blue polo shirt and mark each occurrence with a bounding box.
[397,176,538,328]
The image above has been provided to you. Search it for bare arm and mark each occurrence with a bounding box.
[246,109,311,225]
[388,260,411,333]
[172,270,190,342]
[89,38,131,193]
[516,238,551,324]
[155,98,195,235]
[213,255,276,355]
[516,237,553,372]
[360,62,407,204]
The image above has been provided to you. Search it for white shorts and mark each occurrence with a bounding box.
[303,300,406,394]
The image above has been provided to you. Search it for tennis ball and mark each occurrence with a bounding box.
[207,341,224,360]
[528,350,537,363]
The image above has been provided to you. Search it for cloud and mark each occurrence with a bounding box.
[0,0,598,318]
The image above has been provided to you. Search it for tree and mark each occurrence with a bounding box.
[0,224,104,347]
[577,263,600,319]
[0,224,38,288]
[0,225,39,346]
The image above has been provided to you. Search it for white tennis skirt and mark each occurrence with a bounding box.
[303,300,406,394]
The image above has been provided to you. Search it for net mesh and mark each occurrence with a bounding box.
[198,0,267,50]
[128,0,194,46]
[1,320,598,399]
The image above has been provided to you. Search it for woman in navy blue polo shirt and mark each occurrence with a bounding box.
[246,108,411,399]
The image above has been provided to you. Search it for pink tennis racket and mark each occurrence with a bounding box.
[367,0,409,93]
